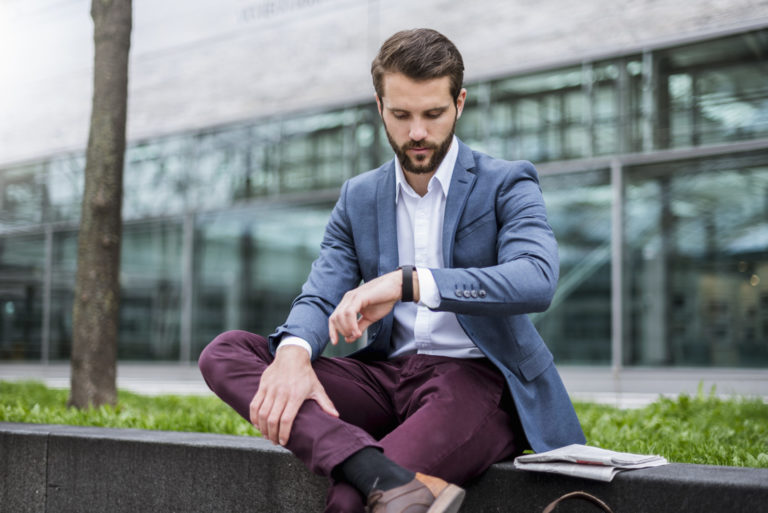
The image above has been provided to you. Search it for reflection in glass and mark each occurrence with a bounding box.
[119,220,184,359]
[536,170,612,364]
[192,202,339,360]
[47,156,84,223]
[0,234,45,359]
[0,164,46,229]
[660,31,768,149]
[48,229,77,360]
[625,159,768,367]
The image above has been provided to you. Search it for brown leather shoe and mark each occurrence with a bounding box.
[366,472,465,513]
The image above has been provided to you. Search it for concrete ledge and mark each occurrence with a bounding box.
[1,423,327,513]
[2,422,767,513]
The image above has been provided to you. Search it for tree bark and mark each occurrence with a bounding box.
[69,0,132,408]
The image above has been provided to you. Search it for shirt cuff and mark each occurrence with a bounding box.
[416,267,440,309]
[277,335,313,359]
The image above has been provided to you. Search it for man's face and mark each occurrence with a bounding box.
[377,73,466,176]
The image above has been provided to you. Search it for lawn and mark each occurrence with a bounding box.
[0,380,258,437]
[1,380,766,468]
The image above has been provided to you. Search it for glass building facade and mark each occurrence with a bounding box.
[1,28,766,368]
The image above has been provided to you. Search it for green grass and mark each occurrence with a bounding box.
[2,380,766,468]
[0,380,258,437]
[574,390,768,468]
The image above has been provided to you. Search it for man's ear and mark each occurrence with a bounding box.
[375,94,383,117]
[455,88,467,119]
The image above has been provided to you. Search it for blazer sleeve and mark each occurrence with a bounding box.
[268,181,362,359]
[429,161,559,316]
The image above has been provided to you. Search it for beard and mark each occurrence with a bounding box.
[383,117,457,175]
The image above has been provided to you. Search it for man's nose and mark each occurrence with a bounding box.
[409,120,427,141]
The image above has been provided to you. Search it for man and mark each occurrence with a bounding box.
[199,28,585,513]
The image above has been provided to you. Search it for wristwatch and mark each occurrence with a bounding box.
[398,265,415,302]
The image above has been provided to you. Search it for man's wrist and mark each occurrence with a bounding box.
[277,336,313,360]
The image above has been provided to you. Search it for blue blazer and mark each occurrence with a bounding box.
[270,139,585,452]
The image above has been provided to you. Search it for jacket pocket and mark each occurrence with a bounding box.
[455,208,495,241]
[518,343,553,381]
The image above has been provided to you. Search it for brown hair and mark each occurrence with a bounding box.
[371,28,464,102]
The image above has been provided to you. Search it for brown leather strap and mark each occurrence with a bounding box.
[542,491,614,513]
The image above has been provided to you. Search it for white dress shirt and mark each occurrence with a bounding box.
[390,136,483,358]
[280,136,482,359]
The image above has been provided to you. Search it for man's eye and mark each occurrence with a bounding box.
[426,111,443,119]
[393,113,408,120]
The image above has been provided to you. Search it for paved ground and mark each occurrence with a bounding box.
[1,361,766,409]
[0,362,209,397]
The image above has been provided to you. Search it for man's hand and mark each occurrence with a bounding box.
[249,345,338,445]
[328,269,419,344]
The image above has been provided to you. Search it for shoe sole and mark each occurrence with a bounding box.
[427,484,466,513]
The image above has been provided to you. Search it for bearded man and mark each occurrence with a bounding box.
[199,28,585,513]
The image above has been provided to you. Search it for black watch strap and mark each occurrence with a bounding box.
[399,265,414,302]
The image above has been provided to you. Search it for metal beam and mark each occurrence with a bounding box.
[537,135,768,175]
[610,158,624,391]
[179,212,195,363]
[41,224,53,364]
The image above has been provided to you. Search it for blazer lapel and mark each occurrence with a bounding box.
[376,161,399,275]
[442,141,477,267]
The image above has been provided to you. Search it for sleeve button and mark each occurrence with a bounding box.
[455,289,463,298]
[478,290,487,298]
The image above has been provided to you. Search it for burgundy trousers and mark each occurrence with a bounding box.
[198,330,524,513]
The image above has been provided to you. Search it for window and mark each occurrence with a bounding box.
[625,153,768,366]
[537,169,613,364]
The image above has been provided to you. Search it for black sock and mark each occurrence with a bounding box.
[335,447,415,496]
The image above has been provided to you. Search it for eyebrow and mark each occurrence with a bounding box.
[387,105,451,114]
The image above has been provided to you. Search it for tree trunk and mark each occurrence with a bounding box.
[69,0,132,409]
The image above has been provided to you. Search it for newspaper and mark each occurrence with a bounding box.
[513,444,668,482]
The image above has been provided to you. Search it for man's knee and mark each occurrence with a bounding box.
[198,330,235,375]
[198,330,269,379]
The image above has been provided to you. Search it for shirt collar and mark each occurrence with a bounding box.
[395,135,458,203]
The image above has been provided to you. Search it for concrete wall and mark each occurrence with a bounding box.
[0,423,328,513]
[2,422,767,513]
[2,0,768,165]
